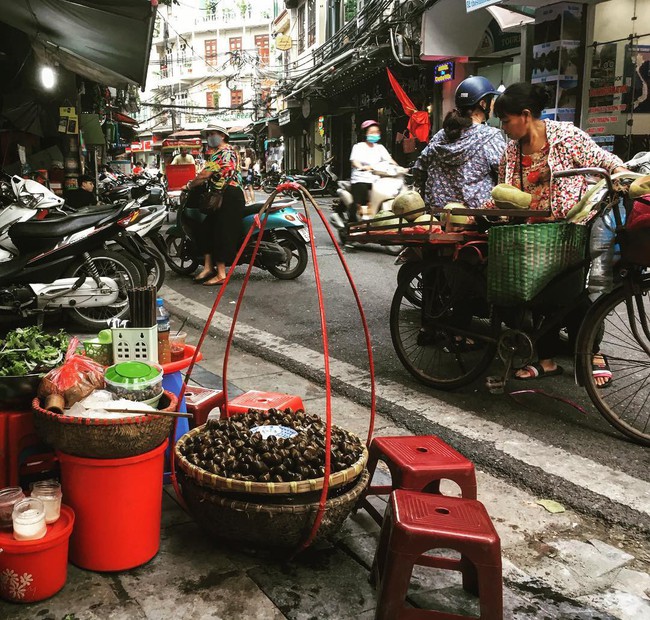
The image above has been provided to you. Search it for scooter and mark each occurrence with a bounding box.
[329,164,411,255]
[163,191,310,280]
[293,157,338,196]
[0,201,146,329]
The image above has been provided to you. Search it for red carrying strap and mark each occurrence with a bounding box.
[171,182,377,554]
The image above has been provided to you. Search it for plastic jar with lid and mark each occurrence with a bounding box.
[0,487,26,530]
[31,480,62,524]
[12,497,47,541]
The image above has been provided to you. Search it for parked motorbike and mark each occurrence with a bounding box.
[163,190,310,280]
[0,201,146,329]
[329,163,411,255]
[292,157,338,196]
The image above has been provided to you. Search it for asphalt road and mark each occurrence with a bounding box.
[162,196,649,490]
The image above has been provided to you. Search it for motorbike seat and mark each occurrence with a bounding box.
[242,200,295,217]
[9,207,119,242]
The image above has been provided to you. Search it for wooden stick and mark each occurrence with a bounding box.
[100,408,193,419]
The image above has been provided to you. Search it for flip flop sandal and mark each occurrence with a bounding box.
[193,271,216,283]
[513,363,564,380]
[202,277,226,286]
[592,354,613,389]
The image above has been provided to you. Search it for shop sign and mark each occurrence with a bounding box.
[279,109,292,126]
[276,34,292,51]
[317,116,325,137]
[130,140,153,152]
[465,0,500,13]
[434,62,454,84]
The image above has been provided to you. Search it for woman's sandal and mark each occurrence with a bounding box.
[513,363,564,380]
[592,354,613,389]
[193,271,216,283]
[202,277,226,286]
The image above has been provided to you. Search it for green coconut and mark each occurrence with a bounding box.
[392,191,425,221]
[491,184,532,209]
[443,202,470,225]
[414,214,439,225]
[371,210,400,228]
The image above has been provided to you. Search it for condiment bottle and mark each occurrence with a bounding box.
[156,298,171,365]
[12,498,47,541]
[31,480,62,524]
[0,487,26,530]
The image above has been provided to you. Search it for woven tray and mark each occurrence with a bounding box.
[179,468,369,550]
[175,425,368,495]
[32,390,177,459]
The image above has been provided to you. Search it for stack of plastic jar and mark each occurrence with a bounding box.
[31,480,63,524]
[0,487,26,530]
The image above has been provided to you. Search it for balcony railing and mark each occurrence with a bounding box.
[195,8,272,28]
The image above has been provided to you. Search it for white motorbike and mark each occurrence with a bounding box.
[329,164,411,255]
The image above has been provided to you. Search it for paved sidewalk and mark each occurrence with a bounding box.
[1,325,648,619]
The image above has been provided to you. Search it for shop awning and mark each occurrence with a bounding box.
[2,0,156,88]
[113,111,139,126]
[421,0,534,61]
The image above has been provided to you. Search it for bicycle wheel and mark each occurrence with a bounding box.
[390,262,496,390]
[577,279,650,446]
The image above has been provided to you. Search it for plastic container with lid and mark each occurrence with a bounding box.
[31,480,62,524]
[0,487,26,530]
[104,361,163,405]
[12,498,47,541]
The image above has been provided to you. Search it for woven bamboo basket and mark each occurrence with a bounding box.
[31,390,177,459]
[178,468,369,549]
[175,425,368,495]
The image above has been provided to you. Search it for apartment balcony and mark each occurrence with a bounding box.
[194,8,273,32]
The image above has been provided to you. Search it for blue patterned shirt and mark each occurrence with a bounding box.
[412,123,505,209]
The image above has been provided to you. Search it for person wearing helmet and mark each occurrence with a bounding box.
[412,75,505,210]
[186,123,244,285]
[349,119,398,219]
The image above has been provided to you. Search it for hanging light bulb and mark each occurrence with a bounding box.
[497,80,506,93]
[40,65,56,89]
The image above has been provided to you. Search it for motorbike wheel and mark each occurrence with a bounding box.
[143,240,166,290]
[64,249,144,331]
[262,180,275,194]
[164,233,200,275]
[266,231,309,280]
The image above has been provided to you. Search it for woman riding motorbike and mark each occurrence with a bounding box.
[349,120,398,220]
[412,76,505,209]
[493,82,627,385]
[185,124,245,286]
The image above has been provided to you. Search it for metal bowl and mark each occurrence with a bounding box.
[0,374,44,410]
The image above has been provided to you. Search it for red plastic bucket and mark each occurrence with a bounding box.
[0,505,74,602]
[58,441,167,571]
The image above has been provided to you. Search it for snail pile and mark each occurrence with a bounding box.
[178,408,363,483]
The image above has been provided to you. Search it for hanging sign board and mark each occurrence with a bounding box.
[434,62,455,84]
[465,0,500,12]
[279,109,292,126]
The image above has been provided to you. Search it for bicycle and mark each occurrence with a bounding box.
[388,168,650,446]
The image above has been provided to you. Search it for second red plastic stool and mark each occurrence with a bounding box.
[221,390,305,418]
[360,435,477,526]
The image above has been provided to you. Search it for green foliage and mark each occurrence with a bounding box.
[0,327,69,377]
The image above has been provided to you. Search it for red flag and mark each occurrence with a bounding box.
[386,68,430,143]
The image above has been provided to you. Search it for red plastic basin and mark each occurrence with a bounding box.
[0,505,75,603]
[58,441,167,571]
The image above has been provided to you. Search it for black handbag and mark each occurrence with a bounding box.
[197,188,223,213]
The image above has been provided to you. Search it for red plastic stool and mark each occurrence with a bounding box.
[185,386,224,428]
[221,390,304,418]
[360,435,477,526]
[371,491,502,620]
[1,411,58,487]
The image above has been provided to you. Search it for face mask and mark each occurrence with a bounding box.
[366,134,381,143]
[207,134,222,148]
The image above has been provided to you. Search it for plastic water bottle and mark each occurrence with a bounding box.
[588,201,625,300]
[156,298,171,364]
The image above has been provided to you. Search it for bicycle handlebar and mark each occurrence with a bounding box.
[553,167,614,194]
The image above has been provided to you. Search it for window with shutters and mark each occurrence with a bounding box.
[229,36,242,65]
[230,89,243,108]
[307,0,316,48]
[255,35,270,66]
[297,4,305,54]
[204,39,217,64]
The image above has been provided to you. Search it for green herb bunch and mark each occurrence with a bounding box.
[0,327,69,377]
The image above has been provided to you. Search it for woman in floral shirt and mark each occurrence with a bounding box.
[186,124,244,286]
[494,83,626,385]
